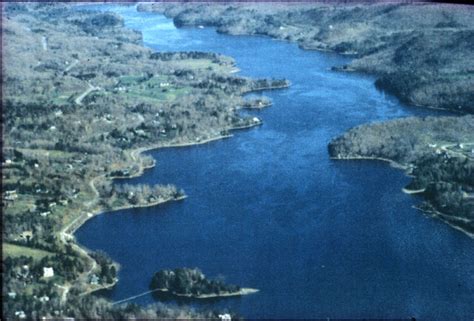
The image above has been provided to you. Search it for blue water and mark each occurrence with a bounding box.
[75,5,474,320]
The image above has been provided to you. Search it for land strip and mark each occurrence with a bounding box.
[2,3,287,319]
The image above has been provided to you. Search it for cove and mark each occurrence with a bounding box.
[75,5,474,320]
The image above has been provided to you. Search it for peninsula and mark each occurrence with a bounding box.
[328,115,474,237]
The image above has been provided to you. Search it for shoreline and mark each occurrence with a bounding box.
[331,155,474,239]
[329,155,407,170]
[402,187,426,195]
[414,205,474,240]
[155,287,259,299]
[68,111,269,295]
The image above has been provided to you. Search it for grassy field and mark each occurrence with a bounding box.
[3,243,54,260]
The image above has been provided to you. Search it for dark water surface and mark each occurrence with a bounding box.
[75,5,474,320]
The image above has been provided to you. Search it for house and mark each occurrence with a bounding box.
[43,267,54,278]
[5,190,18,200]
[8,292,17,299]
[40,211,51,217]
[19,231,33,241]
[15,311,26,319]
[90,274,100,285]
[39,295,50,303]
[218,314,231,321]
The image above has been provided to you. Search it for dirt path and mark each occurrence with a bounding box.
[54,283,69,304]
[75,82,100,105]
[64,59,79,72]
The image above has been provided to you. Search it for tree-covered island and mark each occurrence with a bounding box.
[150,268,258,299]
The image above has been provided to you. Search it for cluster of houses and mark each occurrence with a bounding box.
[4,189,18,202]
[15,265,54,278]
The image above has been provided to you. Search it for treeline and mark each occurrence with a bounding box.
[150,268,240,297]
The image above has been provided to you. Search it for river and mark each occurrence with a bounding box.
[75,5,474,320]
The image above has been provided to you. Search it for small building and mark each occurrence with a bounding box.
[15,311,26,319]
[218,314,232,321]
[19,231,33,241]
[43,267,54,278]
[8,292,17,299]
[39,295,50,303]
[90,274,100,285]
[5,190,17,196]
[252,117,260,123]
[4,194,18,202]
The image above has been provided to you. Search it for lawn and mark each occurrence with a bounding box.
[3,243,54,260]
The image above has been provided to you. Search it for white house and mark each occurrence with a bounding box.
[43,267,54,278]
[39,295,50,303]
[15,311,26,319]
[218,314,231,321]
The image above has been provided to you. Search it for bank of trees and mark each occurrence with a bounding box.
[150,268,240,297]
